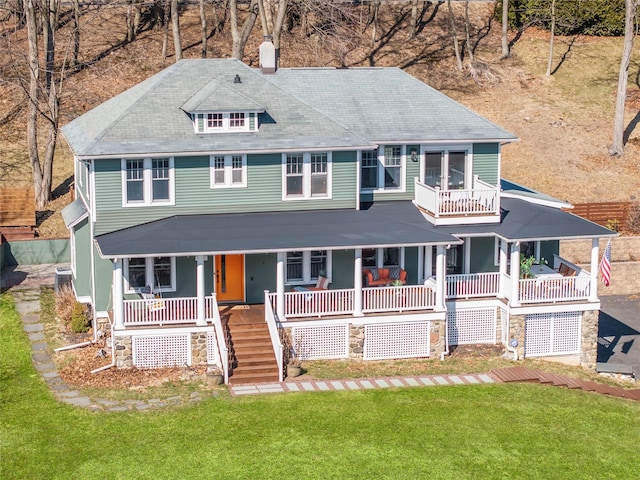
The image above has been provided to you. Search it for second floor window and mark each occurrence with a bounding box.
[207,113,223,128]
[229,112,245,128]
[360,146,405,192]
[210,154,247,188]
[283,152,332,200]
[123,158,174,206]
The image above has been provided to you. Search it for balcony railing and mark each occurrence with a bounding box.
[519,276,591,304]
[414,177,499,223]
[268,284,436,319]
[123,296,215,326]
[446,272,501,299]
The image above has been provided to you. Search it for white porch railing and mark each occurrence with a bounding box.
[123,296,214,326]
[268,285,436,319]
[519,276,591,304]
[209,294,229,384]
[446,272,501,299]
[362,285,436,313]
[414,177,499,218]
[264,291,284,382]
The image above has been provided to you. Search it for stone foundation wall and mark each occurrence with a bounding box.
[349,325,364,358]
[580,310,598,371]
[114,336,133,368]
[191,332,209,366]
[430,321,445,358]
[508,313,526,360]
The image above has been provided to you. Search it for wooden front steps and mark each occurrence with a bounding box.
[226,312,279,385]
[491,367,640,401]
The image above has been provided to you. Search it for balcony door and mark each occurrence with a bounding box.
[215,254,244,302]
[422,149,468,190]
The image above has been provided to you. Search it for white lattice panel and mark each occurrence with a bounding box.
[292,325,349,360]
[525,312,581,357]
[207,331,220,365]
[132,334,190,368]
[447,308,497,345]
[363,322,430,360]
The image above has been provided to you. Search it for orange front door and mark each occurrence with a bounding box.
[215,254,244,302]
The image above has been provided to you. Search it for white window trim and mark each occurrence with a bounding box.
[361,145,407,193]
[281,152,332,200]
[285,251,332,285]
[121,157,175,207]
[70,227,76,277]
[195,112,258,133]
[420,144,472,191]
[124,257,176,294]
[209,154,247,189]
[494,239,540,267]
[363,247,405,269]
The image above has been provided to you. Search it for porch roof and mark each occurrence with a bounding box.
[95,202,460,258]
[439,197,616,241]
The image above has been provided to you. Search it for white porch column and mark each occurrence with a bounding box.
[498,239,508,299]
[425,246,433,280]
[510,241,521,307]
[276,252,285,319]
[196,255,206,326]
[113,259,124,330]
[589,238,600,302]
[417,246,424,283]
[435,245,446,311]
[353,248,363,316]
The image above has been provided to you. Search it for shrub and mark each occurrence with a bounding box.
[497,0,627,36]
[54,285,76,323]
[70,302,90,333]
[628,203,640,234]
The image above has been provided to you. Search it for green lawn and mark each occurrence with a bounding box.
[2,292,640,479]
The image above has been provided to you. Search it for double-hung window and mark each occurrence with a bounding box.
[125,257,176,293]
[494,239,538,267]
[360,146,405,192]
[210,154,247,188]
[122,158,174,206]
[363,247,403,269]
[286,250,331,284]
[283,152,332,200]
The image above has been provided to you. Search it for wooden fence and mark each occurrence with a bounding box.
[567,202,633,232]
[0,188,36,240]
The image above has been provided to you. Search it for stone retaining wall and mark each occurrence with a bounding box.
[561,237,640,296]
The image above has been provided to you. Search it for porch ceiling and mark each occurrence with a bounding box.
[95,202,460,258]
[440,197,617,242]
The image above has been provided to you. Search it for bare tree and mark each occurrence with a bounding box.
[610,0,638,156]
[171,0,183,61]
[447,0,463,71]
[463,0,473,63]
[230,0,259,60]
[545,0,556,76]
[501,0,509,58]
[161,0,170,62]
[200,0,207,57]
[23,0,63,209]
[70,0,80,67]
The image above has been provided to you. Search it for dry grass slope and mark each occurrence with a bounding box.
[1,4,638,238]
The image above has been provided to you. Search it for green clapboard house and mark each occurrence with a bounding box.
[61,39,615,384]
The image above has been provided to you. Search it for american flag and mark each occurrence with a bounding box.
[599,240,612,287]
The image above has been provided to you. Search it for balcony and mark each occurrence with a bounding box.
[414,176,500,226]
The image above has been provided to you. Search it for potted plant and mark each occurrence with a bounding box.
[520,254,536,279]
[285,331,304,378]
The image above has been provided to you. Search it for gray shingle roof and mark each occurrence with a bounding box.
[62,59,517,158]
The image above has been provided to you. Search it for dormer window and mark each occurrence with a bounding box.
[194,112,257,133]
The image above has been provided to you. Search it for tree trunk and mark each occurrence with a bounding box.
[126,0,135,42]
[610,0,638,156]
[71,0,80,67]
[171,0,182,61]
[501,0,509,59]
[200,0,207,57]
[410,0,419,39]
[42,0,56,93]
[161,0,169,62]
[463,0,474,63]
[371,1,380,47]
[24,0,42,202]
[546,0,555,76]
[230,0,258,60]
[447,0,463,71]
